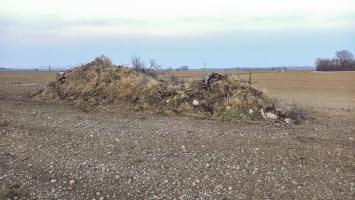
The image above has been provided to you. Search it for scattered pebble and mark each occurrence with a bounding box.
[69,180,76,185]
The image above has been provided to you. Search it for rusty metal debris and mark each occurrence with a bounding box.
[204,72,225,86]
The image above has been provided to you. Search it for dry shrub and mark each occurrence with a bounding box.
[227,97,242,108]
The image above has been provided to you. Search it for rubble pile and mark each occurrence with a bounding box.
[35,56,301,122]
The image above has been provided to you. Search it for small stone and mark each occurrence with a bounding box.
[215,184,223,190]
[96,192,101,196]
[285,118,292,124]
[69,180,75,185]
[228,186,232,190]
[50,179,57,183]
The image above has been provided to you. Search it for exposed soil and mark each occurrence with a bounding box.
[0,76,354,200]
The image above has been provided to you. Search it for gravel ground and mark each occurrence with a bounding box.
[0,82,354,200]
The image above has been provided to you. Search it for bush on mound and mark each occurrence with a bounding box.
[35,56,273,120]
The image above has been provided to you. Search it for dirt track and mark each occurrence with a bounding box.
[0,76,354,199]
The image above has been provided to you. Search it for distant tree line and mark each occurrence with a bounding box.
[229,67,289,72]
[165,66,190,71]
[316,50,355,71]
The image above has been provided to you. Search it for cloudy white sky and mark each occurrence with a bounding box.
[1,0,354,68]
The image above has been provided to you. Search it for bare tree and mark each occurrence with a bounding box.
[166,66,173,71]
[335,50,354,66]
[131,55,145,71]
[131,56,161,76]
[149,59,160,71]
[316,50,355,71]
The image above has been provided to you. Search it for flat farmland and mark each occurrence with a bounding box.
[0,71,56,84]
[0,72,57,100]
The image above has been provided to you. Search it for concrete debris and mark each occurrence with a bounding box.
[192,99,200,106]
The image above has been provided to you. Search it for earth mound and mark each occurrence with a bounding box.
[35,56,279,120]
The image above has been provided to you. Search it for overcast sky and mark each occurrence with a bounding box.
[1,0,354,68]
